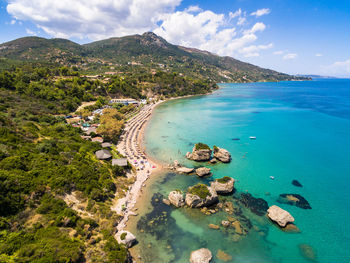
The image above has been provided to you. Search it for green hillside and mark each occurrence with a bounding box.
[0,32,309,83]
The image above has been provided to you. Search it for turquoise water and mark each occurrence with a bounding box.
[135,79,350,263]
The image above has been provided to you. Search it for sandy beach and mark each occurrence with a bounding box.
[112,101,166,232]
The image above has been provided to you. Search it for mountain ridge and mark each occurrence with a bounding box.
[0,32,308,82]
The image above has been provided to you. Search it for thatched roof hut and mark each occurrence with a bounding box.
[95,149,112,160]
[112,158,128,167]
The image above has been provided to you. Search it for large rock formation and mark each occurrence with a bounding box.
[115,231,136,248]
[267,205,295,227]
[190,248,212,263]
[210,177,235,194]
[185,184,218,208]
[186,143,212,161]
[213,146,231,163]
[195,167,211,177]
[168,190,185,207]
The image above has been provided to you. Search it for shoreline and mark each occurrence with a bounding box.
[114,93,209,231]
[113,93,213,260]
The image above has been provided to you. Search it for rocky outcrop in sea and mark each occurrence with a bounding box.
[267,205,295,227]
[195,167,211,177]
[168,190,185,207]
[210,177,235,194]
[278,194,311,209]
[186,143,212,161]
[185,184,218,208]
[213,146,231,163]
[190,248,212,263]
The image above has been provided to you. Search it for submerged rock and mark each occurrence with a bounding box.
[210,177,234,194]
[267,205,295,227]
[221,220,230,227]
[298,244,317,262]
[213,146,231,163]
[216,250,232,262]
[186,143,212,161]
[195,167,211,177]
[231,220,244,235]
[239,193,269,216]
[282,223,301,233]
[168,190,185,207]
[278,194,311,209]
[185,184,218,208]
[115,231,136,248]
[190,248,212,263]
[292,180,303,187]
[208,224,220,230]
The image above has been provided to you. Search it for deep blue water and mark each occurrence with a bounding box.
[133,79,350,263]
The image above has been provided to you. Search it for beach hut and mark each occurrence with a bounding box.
[92,137,103,143]
[85,127,97,135]
[112,158,128,167]
[95,149,112,160]
[101,142,112,148]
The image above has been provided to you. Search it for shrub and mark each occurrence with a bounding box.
[188,184,211,199]
[195,143,210,150]
[216,176,232,183]
[120,232,127,240]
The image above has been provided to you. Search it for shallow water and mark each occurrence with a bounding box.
[133,79,350,263]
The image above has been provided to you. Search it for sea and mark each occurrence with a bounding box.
[129,79,350,263]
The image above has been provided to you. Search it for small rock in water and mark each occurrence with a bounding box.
[298,244,317,262]
[216,249,232,262]
[282,223,301,233]
[278,194,311,209]
[292,180,303,187]
[221,220,230,227]
[208,224,220,230]
[190,248,212,263]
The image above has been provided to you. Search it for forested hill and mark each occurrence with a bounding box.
[0,32,308,83]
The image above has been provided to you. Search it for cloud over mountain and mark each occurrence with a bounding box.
[7,0,272,58]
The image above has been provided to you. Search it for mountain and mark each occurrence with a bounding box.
[0,32,308,82]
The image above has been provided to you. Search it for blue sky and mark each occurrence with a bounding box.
[1,0,350,77]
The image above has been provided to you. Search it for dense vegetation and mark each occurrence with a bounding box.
[216,176,232,184]
[195,143,211,151]
[188,184,211,199]
[0,66,132,262]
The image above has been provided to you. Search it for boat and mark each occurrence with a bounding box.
[249,136,256,140]
[270,176,275,180]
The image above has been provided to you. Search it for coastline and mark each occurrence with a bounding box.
[114,93,211,229]
[114,93,212,261]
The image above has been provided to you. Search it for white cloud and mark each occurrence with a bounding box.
[244,22,266,34]
[283,53,297,60]
[322,59,350,75]
[239,43,273,57]
[25,28,37,35]
[10,19,16,25]
[229,9,241,19]
[184,5,202,13]
[7,0,182,40]
[251,8,270,17]
[237,16,246,26]
[7,0,272,58]
[273,50,284,55]
[315,53,323,57]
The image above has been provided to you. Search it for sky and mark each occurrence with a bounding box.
[1,0,350,77]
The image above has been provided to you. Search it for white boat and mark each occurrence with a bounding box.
[249,136,256,140]
[270,176,275,180]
